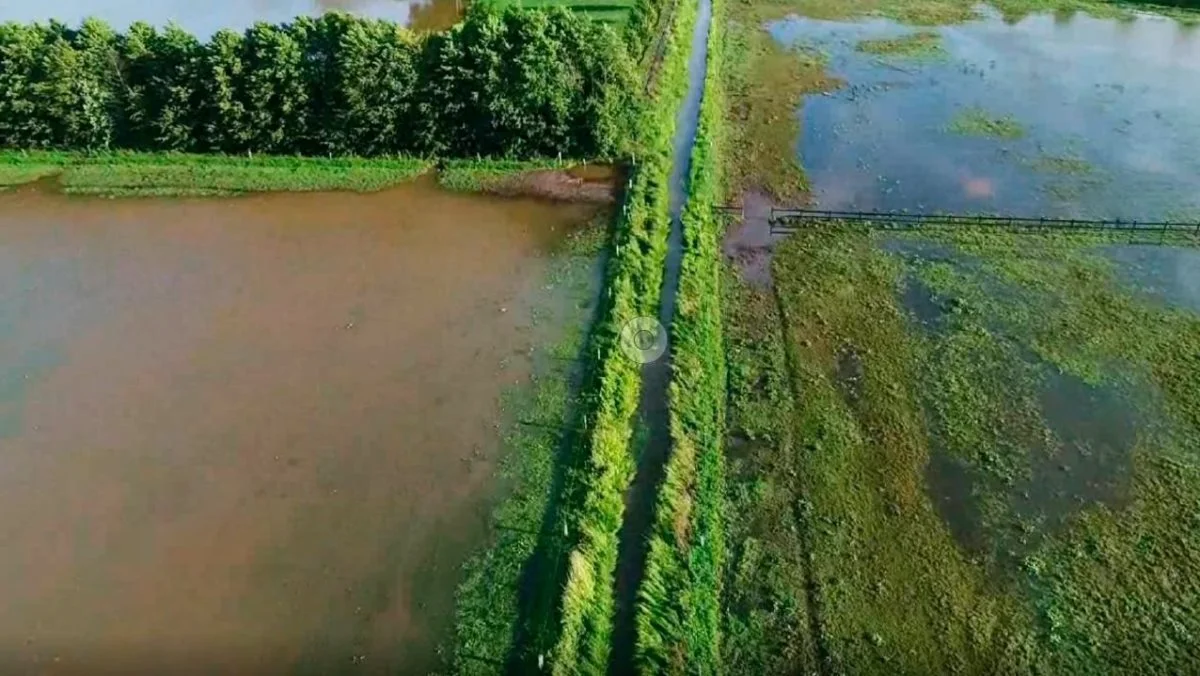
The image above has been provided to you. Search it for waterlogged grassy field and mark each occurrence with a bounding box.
[0,152,430,196]
[754,225,1200,673]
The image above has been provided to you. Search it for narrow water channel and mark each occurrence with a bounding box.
[608,0,713,670]
[0,180,596,674]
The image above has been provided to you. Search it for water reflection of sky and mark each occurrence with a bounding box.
[0,0,450,35]
[770,8,1200,219]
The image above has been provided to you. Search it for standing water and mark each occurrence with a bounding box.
[0,0,465,34]
[0,181,598,674]
[771,8,1200,219]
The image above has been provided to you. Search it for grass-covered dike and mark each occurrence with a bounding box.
[631,0,728,671]
[445,0,698,671]
[0,150,431,196]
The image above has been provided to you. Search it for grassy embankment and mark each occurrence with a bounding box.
[547,0,700,670]
[629,0,728,673]
[0,151,431,196]
[447,0,696,672]
[716,1,836,672]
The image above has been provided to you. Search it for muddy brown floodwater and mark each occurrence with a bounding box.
[0,180,597,674]
[0,0,465,34]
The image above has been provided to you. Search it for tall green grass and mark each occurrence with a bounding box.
[548,0,699,672]
[632,0,728,671]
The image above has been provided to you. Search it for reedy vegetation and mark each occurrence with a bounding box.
[549,0,699,671]
[632,0,728,671]
[0,6,634,160]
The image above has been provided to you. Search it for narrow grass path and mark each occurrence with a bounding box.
[607,0,715,671]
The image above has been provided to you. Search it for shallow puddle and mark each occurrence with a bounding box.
[771,8,1200,219]
[1103,244,1200,312]
[0,0,465,34]
[0,181,599,673]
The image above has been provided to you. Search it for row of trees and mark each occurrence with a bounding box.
[0,6,636,158]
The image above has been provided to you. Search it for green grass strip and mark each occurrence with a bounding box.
[632,0,727,672]
[549,0,699,672]
[438,158,577,193]
[0,151,431,196]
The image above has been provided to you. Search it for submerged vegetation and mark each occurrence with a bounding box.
[855,30,944,58]
[0,7,634,160]
[949,106,1026,139]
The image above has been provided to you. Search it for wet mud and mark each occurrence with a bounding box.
[0,180,598,674]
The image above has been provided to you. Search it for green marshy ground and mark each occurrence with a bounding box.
[762,226,1200,673]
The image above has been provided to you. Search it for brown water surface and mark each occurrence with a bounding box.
[0,0,464,34]
[0,181,596,674]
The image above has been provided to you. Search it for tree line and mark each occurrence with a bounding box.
[0,6,636,159]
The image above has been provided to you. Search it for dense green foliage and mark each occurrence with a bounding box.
[548,0,697,672]
[632,0,727,671]
[0,7,634,159]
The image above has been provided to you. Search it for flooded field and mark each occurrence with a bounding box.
[764,225,1200,672]
[0,0,464,33]
[0,181,600,674]
[721,1,1200,672]
[772,8,1200,219]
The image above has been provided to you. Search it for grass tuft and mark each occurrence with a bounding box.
[855,30,945,58]
[948,107,1026,139]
